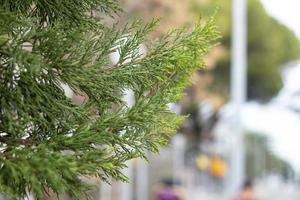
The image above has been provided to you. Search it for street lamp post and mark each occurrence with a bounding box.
[229,0,247,195]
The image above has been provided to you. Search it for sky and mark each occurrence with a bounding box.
[241,1,300,170]
[260,0,300,39]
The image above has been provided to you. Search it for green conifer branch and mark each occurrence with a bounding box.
[0,1,219,199]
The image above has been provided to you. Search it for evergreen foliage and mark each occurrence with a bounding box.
[0,1,218,199]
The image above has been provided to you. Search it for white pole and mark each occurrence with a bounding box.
[134,44,148,200]
[136,158,149,200]
[120,160,134,200]
[99,182,112,200]
[231,2,247,103]
[229,0,247,195]
[172,134,186,186]
[120,89,135,200]
[109,37,135,200]
[168,103,185,186]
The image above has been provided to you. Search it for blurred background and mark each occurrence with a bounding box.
[40,0,300,199]
[95,0,300,199]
